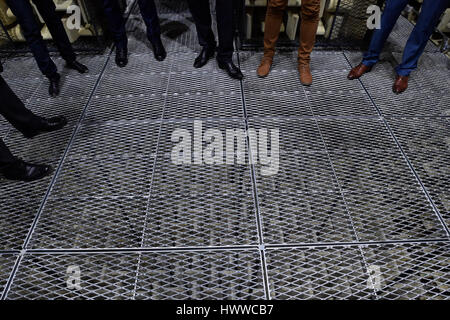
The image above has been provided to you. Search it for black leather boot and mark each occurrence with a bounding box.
[150,37,167,62]
[217,59,243,80]
[48,73,61,97]
[194,47,216,68]
[115,48,128,68]
[1,158,52,182]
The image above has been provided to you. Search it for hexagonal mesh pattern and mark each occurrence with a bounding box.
[0,0,449,300]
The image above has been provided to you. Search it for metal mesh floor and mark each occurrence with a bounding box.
[0,1,449,300]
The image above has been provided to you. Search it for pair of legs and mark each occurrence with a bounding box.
[349,0,449,93]
[258,0,321,85]
[6,0,88,96]
[187,0,243,80]
[0,75,67,181]
[103,0,166,66]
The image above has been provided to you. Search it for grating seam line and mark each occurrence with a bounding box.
[300,58,379,298]
[0,0,138,300]
[237,44,271,300]
[131,45,175,302]
[3,238,449,254]
[0,254,22,299]
[342,51,450,238]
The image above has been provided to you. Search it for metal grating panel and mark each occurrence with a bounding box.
[68,122,160,159]
[305,90,378,117]
[0,254,17,297]
[6,253,139,300]
[266,246,375,299]
[134,250,265,300]
[85,94,165,122]
[1,0,449,300]
[143,120,259,248]
[362,242,450,299]
[50,156,154,198]
[0,197,41,250]
[163,91,244,120]
[94,73,170,97]
[28,197,148,249]
[245,91,312,118]
[386,117,450,227]
[320,119,446,241]
[266,242,450,300]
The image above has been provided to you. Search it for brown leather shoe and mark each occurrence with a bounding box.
[347,63,372,80]
[257,57,273,78]
[392,75,409,94]
[298,63,313,86]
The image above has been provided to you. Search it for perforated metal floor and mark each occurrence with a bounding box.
[0,0,449,300]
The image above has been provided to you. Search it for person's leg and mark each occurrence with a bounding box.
[0,136,51,181]
[5,0,58,78]
[257,0,287,77]
[298,0,320,65]
[215,0,234,62]
[33,0,76,63]
[0,76,41,134]
[396,0,450,76]
[187,0,216,49]
[362,0,409,67]
[103,0,128,50]
[263,0,288,59]
[0,139,16,168]
[297,0,320,85]
[137,0,161,42]
[137,0,166,61]
[0,76,67,137]
[214,0,242,79]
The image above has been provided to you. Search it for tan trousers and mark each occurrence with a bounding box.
[263,0,321,64]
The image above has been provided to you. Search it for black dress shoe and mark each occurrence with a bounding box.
[1,158,52,182]
[48,73,60,97]
[23,116,68,139]
[66,60,89,74]
[150,37,167,62]
[115,48,128,67]
[217,59,243,80]
[194,47,216,68]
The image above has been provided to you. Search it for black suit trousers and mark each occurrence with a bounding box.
[187,0,234,62]
[0,75,41,167]
[6,0,76,78]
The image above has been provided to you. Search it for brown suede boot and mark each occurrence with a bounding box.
[298,0,320,85]
[257,57,273,77]
[298,63,313,86]
[260,0,287,67]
